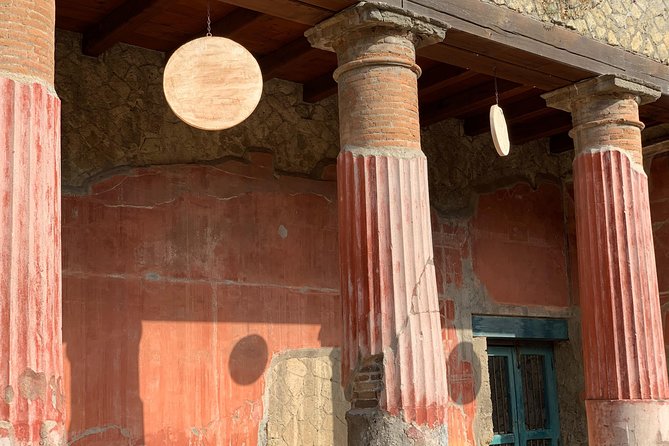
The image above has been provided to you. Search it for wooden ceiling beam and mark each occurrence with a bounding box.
[303,72,337,103]
[215,0,335,25]
[419,43,573,91]
[509,112,573,145]
[418,65,482,101]
[167,8,264,56]
[463,94,550,136]
[260,38,314,80]
[83,0,172,56]
[421,79,532,126]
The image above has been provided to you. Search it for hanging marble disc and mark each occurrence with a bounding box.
[489,104,510,156]
[163,36,263,131]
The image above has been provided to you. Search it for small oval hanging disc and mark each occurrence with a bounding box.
[489,104,510,156]
[163,36,263,131]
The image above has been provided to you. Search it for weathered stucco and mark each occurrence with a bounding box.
[422,119,571,213]
[260,349,348,446]
[55,30,339,189]
[481,0,669,64]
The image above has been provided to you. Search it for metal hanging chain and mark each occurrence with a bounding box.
[206,1,212,37]
[493,66,499,105]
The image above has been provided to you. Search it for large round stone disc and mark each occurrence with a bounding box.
[163,36,263,131]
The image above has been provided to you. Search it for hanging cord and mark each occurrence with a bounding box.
[206,1,212,37]
[493,66,499,105]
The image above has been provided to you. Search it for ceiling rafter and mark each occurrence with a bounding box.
[214,0,336,25]
[82,0,173,56]
[421,80,533,126]
[509,111,572,145]
[260,37,314,80]
[167,8,264,56]
[463,94,550,136]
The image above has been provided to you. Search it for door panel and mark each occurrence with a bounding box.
[488,345,560,446]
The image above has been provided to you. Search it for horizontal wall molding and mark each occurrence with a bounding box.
[472,315,569,340]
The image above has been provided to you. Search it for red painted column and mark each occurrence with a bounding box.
[0,1,65,445]
[307,4,449,444]
[544,75,669,445]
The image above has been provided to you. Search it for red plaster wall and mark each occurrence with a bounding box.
[470,182,570,307]
[62,161,571,445]
[62,155,341,445]
[649,154,669,367]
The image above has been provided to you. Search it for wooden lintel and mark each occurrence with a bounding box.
[418,43,573,91]
[303,72,337,103]
[421,80,532,126]
[83,0,169,56]
[260,38,313,80]
[405,0,669,94]
[215,0,337,25]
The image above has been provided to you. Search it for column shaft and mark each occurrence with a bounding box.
[0,1,64,445]
[307,4,448,444]
[544,75,669,445]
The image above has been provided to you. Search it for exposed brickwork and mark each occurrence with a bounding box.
[0,0,55,85]
[351,355,384,409]
[482,0,669,64]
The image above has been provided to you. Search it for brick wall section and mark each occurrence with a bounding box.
[0,0,55,85]
[335,31,421,150]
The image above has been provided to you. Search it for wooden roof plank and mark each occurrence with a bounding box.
[214,0,334,25]
[418,43,572,90]
[421,80,533,125]
[260,37,314,80]
[82,0,174,56]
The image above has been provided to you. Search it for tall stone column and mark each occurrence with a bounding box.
[306,4,449,444]
[544,75,669,445]
[0,1,65,445]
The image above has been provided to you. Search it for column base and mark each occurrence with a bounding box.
[586,399,669,445]
[346,409,447,446]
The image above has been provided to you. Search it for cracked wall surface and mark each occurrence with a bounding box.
[481,0,669,64]
[259,349,349,446]
[62,152,341,446]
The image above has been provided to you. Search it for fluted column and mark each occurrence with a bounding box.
[0,1,65,445]
[307,4,449,444]
[544,75,669,445]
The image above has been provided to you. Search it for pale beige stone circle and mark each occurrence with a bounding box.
[163,36,263,131]
[490,104,510,156]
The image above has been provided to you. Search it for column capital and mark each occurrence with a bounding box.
[305,1,447,52]
[542,74,661,112]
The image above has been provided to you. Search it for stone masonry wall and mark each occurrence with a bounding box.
[481,0,669,64]
[55,30,339,189]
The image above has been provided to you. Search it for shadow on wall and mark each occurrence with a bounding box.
[61,154,343,445]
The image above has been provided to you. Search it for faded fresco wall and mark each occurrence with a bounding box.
[481,0,669,64]
[649,153,669,367]
[54,25,651,446]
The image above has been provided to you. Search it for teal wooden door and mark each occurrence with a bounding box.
[488,346,560,446]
